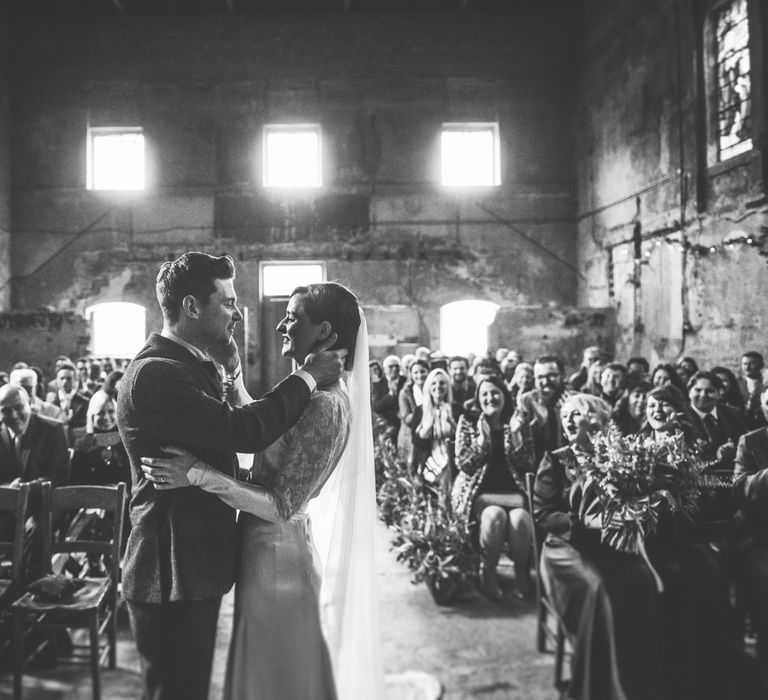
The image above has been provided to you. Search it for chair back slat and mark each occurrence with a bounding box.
[40,483,127,580]
[0,483,31,586]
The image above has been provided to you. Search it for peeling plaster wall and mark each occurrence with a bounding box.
[5,9,582,387]
[0,14,10,311]
[575,0,768,369]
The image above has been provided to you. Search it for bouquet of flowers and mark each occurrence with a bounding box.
[574,427,711,562]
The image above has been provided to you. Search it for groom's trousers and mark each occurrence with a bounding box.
[127,597,222,700]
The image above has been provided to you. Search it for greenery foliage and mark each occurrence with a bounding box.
[374,433,480,601]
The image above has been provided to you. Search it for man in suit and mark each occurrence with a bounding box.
[687,370,747,471]
[512,355,574,473]
[116,252,344,700]
[47,362,91,440]
[739,351,767,431]
[448,355,475,423]
[371,354,405,441]
[734,385,768,685]
[0,383,68,486]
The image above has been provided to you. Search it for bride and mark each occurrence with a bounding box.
[140,282,383,700]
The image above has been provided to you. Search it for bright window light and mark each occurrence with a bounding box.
[441,123,500,187]
[440,300,499,357]
[261,263,325,298]
[86,302,146,358]
[87,127,145,190]
[263,125,321,188]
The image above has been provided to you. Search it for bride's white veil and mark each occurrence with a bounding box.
[307,309,385,699]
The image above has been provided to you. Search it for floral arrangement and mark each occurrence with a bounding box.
[374,433,480,604]
[574,427,711,556]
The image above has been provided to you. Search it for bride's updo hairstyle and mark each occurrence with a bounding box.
[290,282,361,371]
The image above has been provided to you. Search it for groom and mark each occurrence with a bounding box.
[117,252,345,700]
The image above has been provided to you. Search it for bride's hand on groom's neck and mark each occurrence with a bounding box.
[208,337,241,374]
[301,332,347,388]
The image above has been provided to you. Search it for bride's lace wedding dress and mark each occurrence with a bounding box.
[186,380,351,700]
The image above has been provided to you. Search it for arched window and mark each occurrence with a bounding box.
[440,300,499,357]
[86,302,146,358]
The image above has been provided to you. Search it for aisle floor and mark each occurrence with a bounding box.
[0,521,558,699]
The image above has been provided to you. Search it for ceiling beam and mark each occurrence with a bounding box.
[112,0,126,14]
[343,0,351,10]
[225,0,234,13]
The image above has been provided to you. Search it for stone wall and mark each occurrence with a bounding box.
[575,0,768,370]
[4,7,585,389]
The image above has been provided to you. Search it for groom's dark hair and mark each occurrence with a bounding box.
[156,252,235,323]
[291,282,361,370]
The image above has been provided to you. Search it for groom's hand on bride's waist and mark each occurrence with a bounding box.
[300,332,347,388]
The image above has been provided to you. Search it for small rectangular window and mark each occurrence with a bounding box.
[261,262,325,298]
[87,127,145,190]
[440,123,500,187]
[715,0,752,160]
[263,125,322,188]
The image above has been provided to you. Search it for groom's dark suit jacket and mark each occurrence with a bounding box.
[117,333,311,604]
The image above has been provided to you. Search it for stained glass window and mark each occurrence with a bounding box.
[715,0,752,160]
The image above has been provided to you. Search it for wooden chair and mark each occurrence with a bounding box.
[0,483,32,653]
[524,471,571,693]
[11,482,127,700]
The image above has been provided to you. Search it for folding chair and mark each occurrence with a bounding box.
[12,482,127,700]
[525,471,571,693]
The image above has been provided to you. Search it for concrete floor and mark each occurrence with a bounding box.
[0,521,559,700]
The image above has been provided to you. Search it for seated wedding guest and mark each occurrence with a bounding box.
[534,393,663,700]
[687,370,746,474]
[9,367,64,422]
[711,365,745,411]
[567,345,600,391]
[448,355,475,423]
[582,352,611,396]
[511,355,573,473]
[399,353,415,380]
[508,361,534,405]
[398,358,429,463]
[733,385,768,687]
[505,349,523,370]
[69,389,130,486]
[369,359,383,387]
[372,355,405,443]
[675,356,699,387]
[45,355,72,396]
[429,351,448,371]
[594,363,627,407]
[626,356,650,383]
[101,370,124,399]
[415,346,432,365]
[612,379,651,436]
[642,384,737,700]
[47,361,90,436]
[454,375,532,601]
[411,368,455,493]
[739,351,767,431]
[0,384,68,486]
[650,362,686,393]
[500,354,517,388]
[494,347,510,365]
[463,356,501,420]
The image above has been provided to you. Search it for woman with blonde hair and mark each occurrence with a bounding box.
[411,368,456,492]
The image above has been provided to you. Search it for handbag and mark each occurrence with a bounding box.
[450,464,487,521]
[423,442,450,484]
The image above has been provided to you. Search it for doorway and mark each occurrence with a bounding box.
[259,262,325,391]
